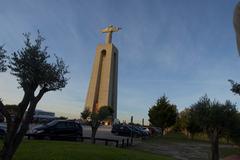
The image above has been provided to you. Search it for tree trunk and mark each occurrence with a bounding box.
[0,92,31,160]
[190,133,194,140]
[0,110,34,160]
[161,127,164,136]
[0,95,41,160]
[0,118,26,160]
[210,130,219,160]
[91,127,97,144]
[0,144,15,160]
[0,116,23,160]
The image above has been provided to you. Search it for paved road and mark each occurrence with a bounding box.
[83,125,115,137]
[82,125,139,142]
[133,138,238,160]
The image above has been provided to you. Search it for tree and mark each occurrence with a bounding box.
[174,108,196,137]
[148,95,178,136]
[81,106,113,143]
[229,80,240,95]
[0,46,6,72]
[81,108,91,121]
[0,32,69,160]
[189,95,238,160]
[186,109,202,139]
[175,109,189,132]
[0,47,6,123]
[229,113,240,146]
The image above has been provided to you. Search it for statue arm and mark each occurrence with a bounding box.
[101,26,122,33]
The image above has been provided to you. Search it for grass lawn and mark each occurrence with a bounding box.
[9,140,173,160]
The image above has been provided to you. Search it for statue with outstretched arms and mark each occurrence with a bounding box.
[101,25,121,44]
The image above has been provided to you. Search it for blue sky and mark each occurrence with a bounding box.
[0,0,240,123]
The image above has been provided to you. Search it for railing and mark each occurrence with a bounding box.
[26,134,132,148]
[79,136,132,148]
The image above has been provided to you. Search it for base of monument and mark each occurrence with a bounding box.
[102,119,113,126]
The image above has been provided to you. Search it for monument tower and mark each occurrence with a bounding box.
[85,25,121,120]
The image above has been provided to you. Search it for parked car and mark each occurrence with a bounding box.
[0,123,7,137]
[111,124,120,134]
[148,127,162,135]
[142,127,151,135]
[133,126,149,137]
[30,120,82,141]
[112,124,142,137]
[122,125,142,137]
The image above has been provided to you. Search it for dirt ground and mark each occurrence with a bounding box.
[132,138,239,160]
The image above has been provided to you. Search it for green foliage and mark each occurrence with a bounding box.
[81,108,91,120]
[189,95,239,160]
[148,95,178,135]
[0,46,7,72]
[174,108,190,133]
[229,113,240,146]
[189,95,238,136]
[229,79,240,95]
[228,80,240,146]
[81,106,114,143]
[97,106,114,121]
[0,31,69,160]
[81,106,113,122]
[89,106,113,126]
[9,32,68,92]
[186,110,202,138]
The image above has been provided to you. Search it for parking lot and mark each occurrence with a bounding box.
[0,122,141,146]
[29,123,140,144]
[81,125,140,146]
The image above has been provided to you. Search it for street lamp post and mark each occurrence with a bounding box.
[131,116,133,145]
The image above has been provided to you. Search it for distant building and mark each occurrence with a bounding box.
[33,109,56,123]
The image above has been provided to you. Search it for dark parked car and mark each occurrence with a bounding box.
[112,124,142,137]
[30,120,82,141]
[148,127,162,135]
[111,124,120,134]
[0,124,6,137]
[132,126,149,137]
